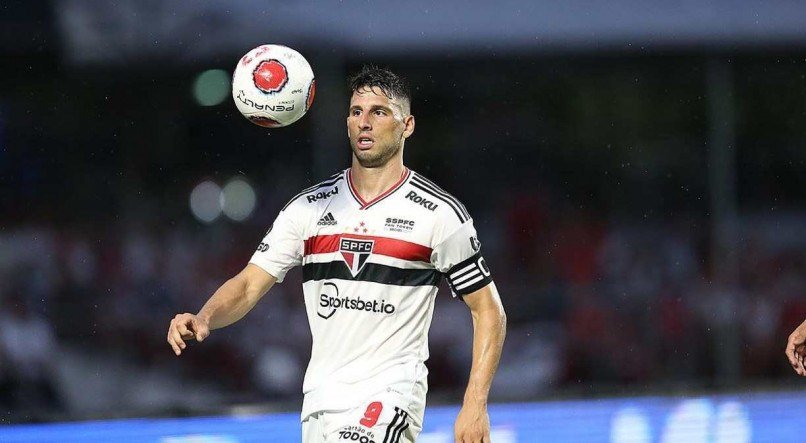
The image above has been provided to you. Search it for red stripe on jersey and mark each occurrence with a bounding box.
[304,234,432,263]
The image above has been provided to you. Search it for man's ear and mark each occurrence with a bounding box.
[402,115,415,139]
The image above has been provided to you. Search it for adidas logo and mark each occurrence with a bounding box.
[317,212,337,226]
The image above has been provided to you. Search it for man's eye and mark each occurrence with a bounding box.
[351,110,361,116]
[374,110,386,116]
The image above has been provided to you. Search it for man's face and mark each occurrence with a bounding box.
[347,86,414,168]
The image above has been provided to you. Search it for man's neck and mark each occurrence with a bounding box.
[349,158,406,203]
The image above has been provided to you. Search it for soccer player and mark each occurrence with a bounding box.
[786,319,806,376]
[167,66,506,443]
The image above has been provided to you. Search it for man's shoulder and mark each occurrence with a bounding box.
[281,170,346,212]
[405,170,471,226]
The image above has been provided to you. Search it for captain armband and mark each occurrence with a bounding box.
[445,252,493,296]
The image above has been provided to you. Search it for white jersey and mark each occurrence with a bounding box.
[249,168,493,420]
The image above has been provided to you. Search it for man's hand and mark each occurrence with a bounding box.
[786,319,806,376]
[165,265,277,357]
[454,401,490,443]
[167,313,210,356]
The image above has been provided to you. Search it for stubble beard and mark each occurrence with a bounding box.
[351,140,402,168]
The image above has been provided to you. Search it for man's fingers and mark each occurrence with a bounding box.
[167,328,182,356]
[167,334,180,355]
[455,430,464,443]
[167,318,188,353]
[176,322,194,339]
[455,432,485,443]
[171,327,187,350]
[191,318,210,342]
[167,314,210,356]
[794,346,806,376]
[786,337,799,368]
[167,320,180,355]
[786,333,806,376]
[178,322,196,340]
[171,321,188,349]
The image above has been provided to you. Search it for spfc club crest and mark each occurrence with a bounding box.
[340,237,374,277]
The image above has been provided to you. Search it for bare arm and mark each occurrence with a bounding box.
[454,282,507,443]
[167,263,277,356]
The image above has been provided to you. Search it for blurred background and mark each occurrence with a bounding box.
[1,0,805,433]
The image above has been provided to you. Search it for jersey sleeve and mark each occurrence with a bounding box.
[249,204,305,283]
[431,219,493,297]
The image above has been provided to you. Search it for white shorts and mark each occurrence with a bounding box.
[302,387,425,443]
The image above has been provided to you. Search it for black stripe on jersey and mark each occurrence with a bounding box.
[294,171,342,197]
[303,262,440,287]
[411,173,470,220]
[410,175,469,221]
[394,423,409,443]
[383,409,401,443]
[445,252,493,296]
[281,173,344,211]
[384,408,409,443]
[410,180,467,223]
[301,171,342,195]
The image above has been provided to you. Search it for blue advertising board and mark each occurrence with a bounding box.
[3,391,806,442]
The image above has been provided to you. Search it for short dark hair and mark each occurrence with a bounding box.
[349,65,411,109]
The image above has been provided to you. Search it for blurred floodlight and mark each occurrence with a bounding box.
[611,407,651,443]
[661,399,713,443]
[193,69,230,106]
[715,402,751,443]
[221,178,256,221]
[190,180,222,223]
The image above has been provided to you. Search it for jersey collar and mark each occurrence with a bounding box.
[347,167,411,210]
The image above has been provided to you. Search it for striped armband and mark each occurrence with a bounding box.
[445,252,493,296]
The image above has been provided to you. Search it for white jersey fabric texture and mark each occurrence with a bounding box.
[249,168,493,421]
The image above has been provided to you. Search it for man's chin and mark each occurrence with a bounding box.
[352,149,386,168]
[354,154,386,168]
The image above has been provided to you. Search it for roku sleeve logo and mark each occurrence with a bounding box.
[405,190,438,211]
[306,186,339,203]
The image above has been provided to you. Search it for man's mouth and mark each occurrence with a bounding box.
[357,136,374,149]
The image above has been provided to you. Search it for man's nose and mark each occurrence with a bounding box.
[358,113,372,130]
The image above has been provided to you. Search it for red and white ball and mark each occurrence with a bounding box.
[232,44,315,128]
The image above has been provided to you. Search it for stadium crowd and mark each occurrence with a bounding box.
[1,192,803,421]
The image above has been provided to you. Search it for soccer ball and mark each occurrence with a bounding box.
[232,44,315,128]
